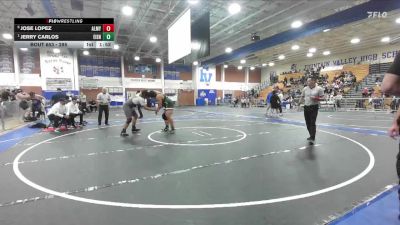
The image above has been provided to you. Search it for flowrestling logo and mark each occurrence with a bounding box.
[367,11,387,19]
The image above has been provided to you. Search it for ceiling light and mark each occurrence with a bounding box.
[323,29,330,32]
[306,52,313,57]
[191,42,201,50]
[396,18,400,24]
[240,59,246,64]
[309,47,316,53]
[291,20,303,28]
[323,50,330,55]
[228,3,241,15]
[381,37,390,43]
[224,65,228,68]
[83,50,89,55]
[122,6,133,16]
[134,56,140,61]
[156,57,161,63]
[237,65,243,70]
[262,63,267,67]
[2,33,12,40]
[350,38,360,44]
[250,66,255,70]
[53,48,60,54]
[291,45,299,50]
[193,61,198,65]
[188,0,199,4]
[278,55,285,60]
[268,62,275,67]
[113,44,119,50]
[149,36,157,43]
[225,47,232,53]
[20,48,28,51]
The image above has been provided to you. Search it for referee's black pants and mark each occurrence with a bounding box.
[304,105,319,140]
[98,105,109,125]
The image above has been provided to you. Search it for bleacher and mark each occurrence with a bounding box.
[257,64,372,110]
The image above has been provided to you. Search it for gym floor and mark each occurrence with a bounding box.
[0,107,397,225]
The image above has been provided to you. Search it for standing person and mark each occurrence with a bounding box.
[381,53,400,183]
[96,88,111,126]
[51,88,66,106]
[277,89,284,116]
[66,97,83,128]
[79,92,88,113]
[120,93,156,137]
[135,90,143,119]
[270,90,281,117]
[141,90,175,133]
[299,77,324,144]
[265,91,273,116]
[0,93,5,130]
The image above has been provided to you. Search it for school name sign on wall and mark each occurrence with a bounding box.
[303,49,399,70]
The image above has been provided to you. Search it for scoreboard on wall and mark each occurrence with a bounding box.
[14,18,114,49]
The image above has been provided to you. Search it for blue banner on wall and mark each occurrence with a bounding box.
[198,89,216,105]
[79,55,121,77]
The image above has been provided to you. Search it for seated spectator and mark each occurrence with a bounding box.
[47,98,68,129]
[245,97,250,108]
[240,97,245,108]
[66,97,84,128]
[88,99,98,112]
[233,97,239,107]
[362,87,369,97]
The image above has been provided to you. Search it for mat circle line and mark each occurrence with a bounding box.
[147,127,247,146]
[12,119,375,209]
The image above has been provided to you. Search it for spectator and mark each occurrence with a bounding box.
[265,91,273,116]
[277,89,284,116]
[362,87,369,98]
[51,88,66,106]
[88,99,97,112]
[270,90,281,117]
[79,92,88,113]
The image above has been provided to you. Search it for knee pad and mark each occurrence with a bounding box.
[162,112,167,121]
[126,117,132,124]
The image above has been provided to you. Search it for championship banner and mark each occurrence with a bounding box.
[40,48,74,90]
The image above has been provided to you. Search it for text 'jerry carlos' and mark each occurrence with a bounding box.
[19,34,59,40]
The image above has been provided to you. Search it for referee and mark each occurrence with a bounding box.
[299,77,324,144]
[96,88,111,126]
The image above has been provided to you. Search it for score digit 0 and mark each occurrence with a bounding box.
[102,32,114,41]
[102,24,114,32]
